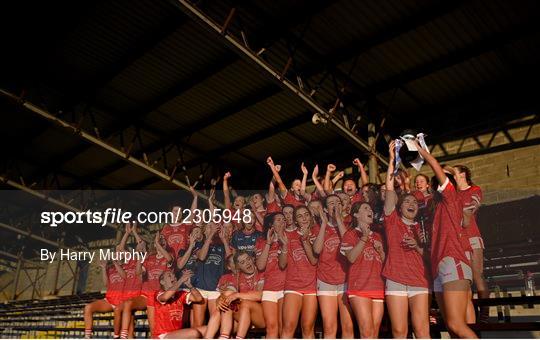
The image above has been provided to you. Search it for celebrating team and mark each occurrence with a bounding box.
[84,137,486,339]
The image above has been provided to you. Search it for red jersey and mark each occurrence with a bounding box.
[382,211,429,287]
[217,273,237,292]
[122,260,143,300]
[340,228,384,296]
[282,192,305,207]
[161,223,190,257]
[350,191,364,205]
[457,185,483,239]
[284,229,317,291]
[265,200,282,214]
[154,291,190,338]
[430,179,470,277]
[237,271,264,293]
[253,208,267,233]
[311,223,347,285]
[142,254,170,293]
[105,265,125,305]
[255,238,286,291]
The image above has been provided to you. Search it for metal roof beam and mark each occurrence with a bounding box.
[0,89,221,206]
[174,0,389,165]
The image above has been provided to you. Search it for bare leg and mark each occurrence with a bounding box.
[318,295,338,338]
[372,300,384,338]
[120,297,146,339]
[441,280,478,339]
[410,294,430,339]
[386,295,409,338]
[300,295,318,339]
[165,326,207,339]
[146,305,155,337]
[262,300,279,338]
[349,296,376,339]
[281,293,302,338]
[84,300,113,338]
[472,248,489,321]
[192,298,208,327]
[338,293,355,339]
[234,300,265,338]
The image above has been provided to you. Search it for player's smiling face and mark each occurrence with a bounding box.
[272,213,286,232]
[343,179,356,195]
[400,195,418,220]
[354,203,373,225]
[283,207,294,226]
[234,196,246,209]
[295,207,312,229]
[160,271,176,290]
[415,176,429,191]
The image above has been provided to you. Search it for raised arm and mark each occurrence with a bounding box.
[312,216,327,255]
[334,205,348,237]
[353,158,369,187]
[300,228,318,265]
[332,171,345,186]
[267,157,287,195]
[414,140,446,185]
[189,185,198,214]
[323,164,336,194]
[117,224,132,251]
[277,232,288,270]
[197,225,217,261]
[223,172,232,210]
[99,261,108,287]
[311,164,326,197]
[113,260,126,279]
[256,229,275,271]
[154,232,173,263]
[384,141,398,216]
[300,162,310,200]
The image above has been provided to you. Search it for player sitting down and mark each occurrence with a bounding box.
[154,270,205,339]
[216,251,265,339]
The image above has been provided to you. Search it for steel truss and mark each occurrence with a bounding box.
[173,0,389,167]
[431,115,540,162]
[0,89,223,207]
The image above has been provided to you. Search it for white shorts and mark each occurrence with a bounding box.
[433,256,472,292]
[284,290,316,296]
[158,334,167,339]
[469,237,484,250]
[385,279,430,298]
[198,289,221,300]
[316,279,346,297]
[262,290,284,302]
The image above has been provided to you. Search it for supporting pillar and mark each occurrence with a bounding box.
[11,248,23,300]
[368,122,378,183]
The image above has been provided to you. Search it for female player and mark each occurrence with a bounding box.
[83,258,125,339]
[154,270,205,339]
[340,202,385,338]
[255,212,287,338]
[191,222,232,327]
[414,140,477,338]
[383,141,430,338]
[127,231,173,337]
[312,195,354,338]
[217,251,266,339]
[266,157,307,207]
[280,205,319,338]
[455,164,489,321]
